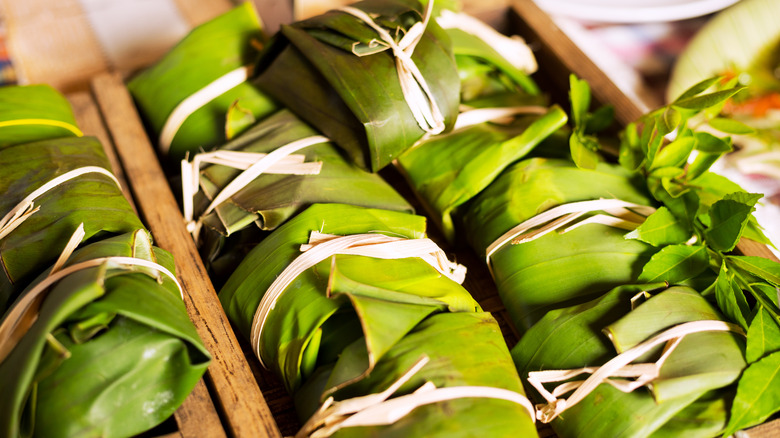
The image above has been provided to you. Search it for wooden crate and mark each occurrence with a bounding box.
[73,1,780,436]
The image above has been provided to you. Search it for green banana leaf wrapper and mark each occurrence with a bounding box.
[439,14,540,103]
[0,231,211,438]
[191,109,413,282]
[460,158,658,331]
[128,2,278,160]
[0,136,143,312]
[0,85,82,148]
[254,0,460,172]
[396,106,566,242]
[513,284,746,438]
[219,203,537,437]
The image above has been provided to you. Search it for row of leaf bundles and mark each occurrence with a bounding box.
[394,72,780,434]
[218,203,539,437]
[128,0,539,171]
[0,85,210,438]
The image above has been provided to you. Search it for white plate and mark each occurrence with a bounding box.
[533,0,741,23]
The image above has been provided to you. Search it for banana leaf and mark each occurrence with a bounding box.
[127,2,278,160]
[0,230,210,438]
[219,203,537,436]
[254,0,460,172]
[192,109,412,237]
[396,106,566,242]
[187,109,412,283]
[460,158,658,331]
[0,136,143,312]
[436,10,540,102]
[513,285,746,438]
[0,85,82,148]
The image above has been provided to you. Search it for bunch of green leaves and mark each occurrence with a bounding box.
[128,2,278,161]
[254,0,460,172]
[0,231,210,438]
[568,75,615,169]
[572,74,780,434]
[219,203,537,436]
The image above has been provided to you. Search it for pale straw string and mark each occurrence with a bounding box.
[182,136,328,240]
[159,65,253,154]
[0,225,182,363]
[339,0,445,134]
[296,355,535,438]
[251,231,466,367]
[452,106,548,132]
[527,320,745,423]
[436,9,538,74]
[0,166,121,241]
[485,199,657,265]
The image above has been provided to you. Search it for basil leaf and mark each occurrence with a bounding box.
[723,351,780,436]
[626,206,690,246]
[708,117,755,135]
[705,192,762,252]
[637,244,709,284]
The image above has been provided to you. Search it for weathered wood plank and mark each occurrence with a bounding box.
[90,71,281,438]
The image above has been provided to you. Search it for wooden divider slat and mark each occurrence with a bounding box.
[66,89,226,438]
[90,72,281,438]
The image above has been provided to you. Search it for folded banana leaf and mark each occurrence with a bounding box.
[0,230,210,438]
[219,203,537,437]
[186,109,412,283]
[396,106,566,242]
[459,157,658,331]
[436,10,540,103]
[254,0,460,172]
[128,2,278,160]
[192,109,412,237]
[513,284,746,438]
[0,84,82,148]
[0,136,143,312]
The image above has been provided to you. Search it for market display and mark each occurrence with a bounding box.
[0,85,210,437]
[91,0,780,435]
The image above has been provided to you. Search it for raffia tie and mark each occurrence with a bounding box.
[159,65,253,154]
[485,199,657,266]
[527,320,746,423]
[182,135,328,241]
[0,224,182,364]
[339,0,445,134]
[0,166,121,241]
[251,231,467,367]
[453,105,548,131]
[296,355,536,438]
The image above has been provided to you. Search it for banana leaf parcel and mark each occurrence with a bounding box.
[514,284,746,438]
[254,0,460,172]
[396,105,566,242]
[181,109,412,283]
[0,230,210,438]
[128,2,278,160]
[435,9,539,104]
[219,203,538,437]
[0,84,82,149]
[0,136,142,312]
[460,158,659,331]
